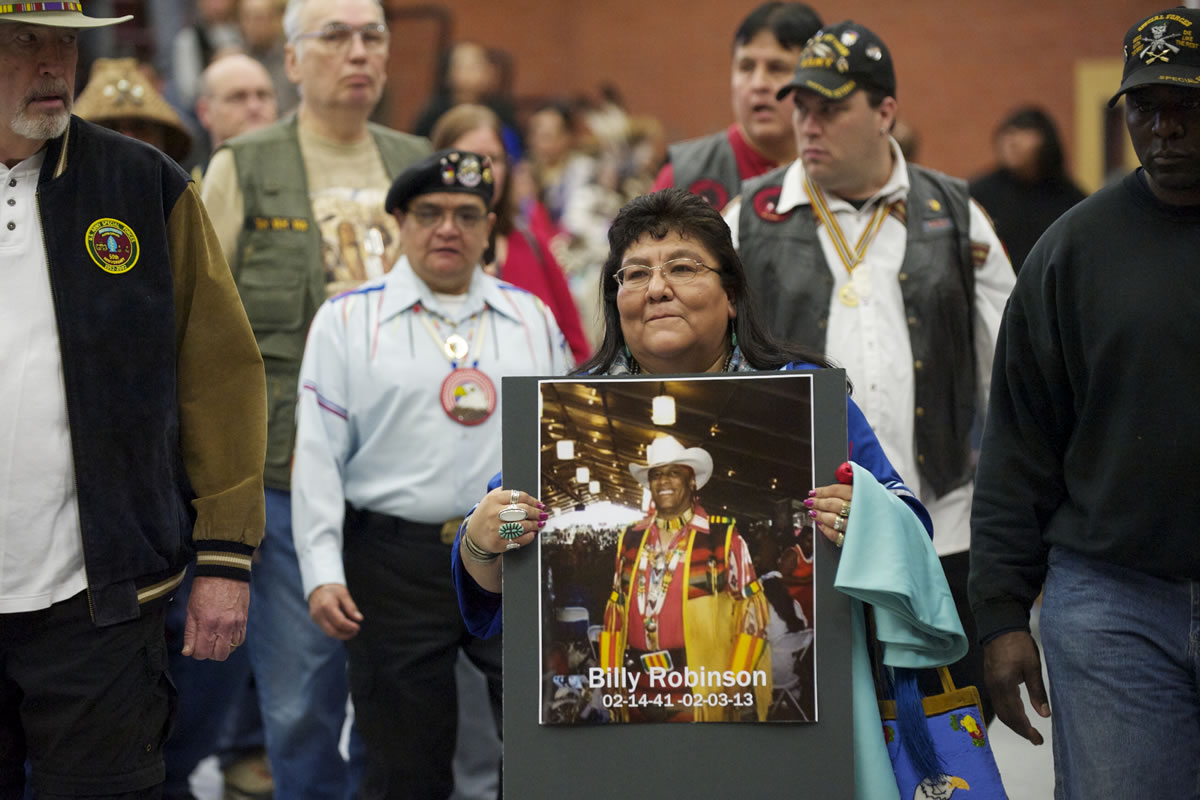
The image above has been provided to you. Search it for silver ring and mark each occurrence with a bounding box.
[505,541,521,551]
[833,515,845,532]
[498,504,526,523]
[499,521,524,539]
[835,532,845,548]
[510,489,520,504]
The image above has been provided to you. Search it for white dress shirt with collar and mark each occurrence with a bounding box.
[0,151,88,612]
[292,256,571,597]
[726,141,1015,556]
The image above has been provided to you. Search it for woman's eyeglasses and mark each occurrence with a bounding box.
[613,258,719,290]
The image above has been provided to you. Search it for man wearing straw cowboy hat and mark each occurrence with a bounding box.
[599,434,771,723]
[0,3,267,798]
[71,56,195,165]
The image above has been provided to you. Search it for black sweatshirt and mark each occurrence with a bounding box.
[969,169,1200,641]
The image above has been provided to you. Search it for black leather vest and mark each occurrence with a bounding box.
[669,131,741,210]
[737,163,975,497]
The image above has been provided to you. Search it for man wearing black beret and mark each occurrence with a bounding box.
[292,150,571,797]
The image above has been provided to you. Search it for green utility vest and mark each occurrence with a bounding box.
[221,117,430,490]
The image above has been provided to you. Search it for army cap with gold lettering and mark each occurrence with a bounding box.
[777,20,896,102]
[1109,7,1200,107]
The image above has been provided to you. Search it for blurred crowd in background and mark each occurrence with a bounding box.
[69,0,1086,358]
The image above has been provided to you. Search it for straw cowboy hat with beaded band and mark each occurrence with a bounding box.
[0,1,131,27]
[72,57,194,163]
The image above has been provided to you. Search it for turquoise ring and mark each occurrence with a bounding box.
[499,521,524,539]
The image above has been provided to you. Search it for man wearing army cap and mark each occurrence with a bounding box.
[971,8,1200,796]
[724,20,1015,722]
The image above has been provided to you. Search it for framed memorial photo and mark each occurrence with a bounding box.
[501,369,855,797]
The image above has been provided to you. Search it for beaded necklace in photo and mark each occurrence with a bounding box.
[635,509,694,651]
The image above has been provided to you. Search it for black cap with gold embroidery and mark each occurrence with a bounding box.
[384,148,495,214]
[1109,8,1200,107]
[777,20,896,102]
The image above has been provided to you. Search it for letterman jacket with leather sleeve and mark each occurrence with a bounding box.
[35,117,266,626]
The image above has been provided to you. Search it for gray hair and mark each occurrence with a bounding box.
[283,0,385,45]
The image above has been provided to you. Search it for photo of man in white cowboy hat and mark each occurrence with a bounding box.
[598,434,772,723]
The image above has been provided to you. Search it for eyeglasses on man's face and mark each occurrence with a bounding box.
[292,22,389,53]
[408,203,488,231]
[613,258,720,290]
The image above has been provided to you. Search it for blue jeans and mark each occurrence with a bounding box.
[1041,547,1200,799]
[163,565,261,799]
[247,489,362,800]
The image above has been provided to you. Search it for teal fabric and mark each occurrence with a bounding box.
[835,461,968,800]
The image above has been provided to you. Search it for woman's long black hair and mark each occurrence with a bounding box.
[575,188,834,375]
[997,106,1070,184]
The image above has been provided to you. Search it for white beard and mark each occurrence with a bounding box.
[10,105,70,141]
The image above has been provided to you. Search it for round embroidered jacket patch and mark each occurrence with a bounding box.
[85,218,140,274]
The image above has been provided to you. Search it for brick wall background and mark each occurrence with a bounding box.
[384,1,1167,182]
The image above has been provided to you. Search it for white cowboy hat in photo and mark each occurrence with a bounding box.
[0,2,131,28]
[629,435,714,490]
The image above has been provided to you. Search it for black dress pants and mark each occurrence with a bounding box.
[342,507,502,800]
[1,592,173,799]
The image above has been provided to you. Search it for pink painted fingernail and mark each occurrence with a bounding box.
[807,489,816,497]
[538,519,546,528]
[808,510,817,519]
[803,498,814,508]
[539,512,549,520]
[537,502,546,509]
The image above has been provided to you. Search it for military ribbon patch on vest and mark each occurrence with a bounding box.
[246,216,310,233]
[751,185,794,223]
[84,218,140,274]
[688,179,729,211]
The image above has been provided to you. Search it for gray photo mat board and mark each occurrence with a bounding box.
[500,369,856,798]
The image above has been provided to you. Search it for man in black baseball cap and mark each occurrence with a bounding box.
[725,18,1014,731]
[970,8,1200,797]
[775,19,895,102]
[1109,6,1200,106]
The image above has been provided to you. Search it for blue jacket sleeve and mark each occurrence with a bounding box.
[782,362,933,537]
[845,396,933,538]
[452,471,505,638]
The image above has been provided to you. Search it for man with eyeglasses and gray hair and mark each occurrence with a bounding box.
[292,149,570,796]
[199,0,428,796]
